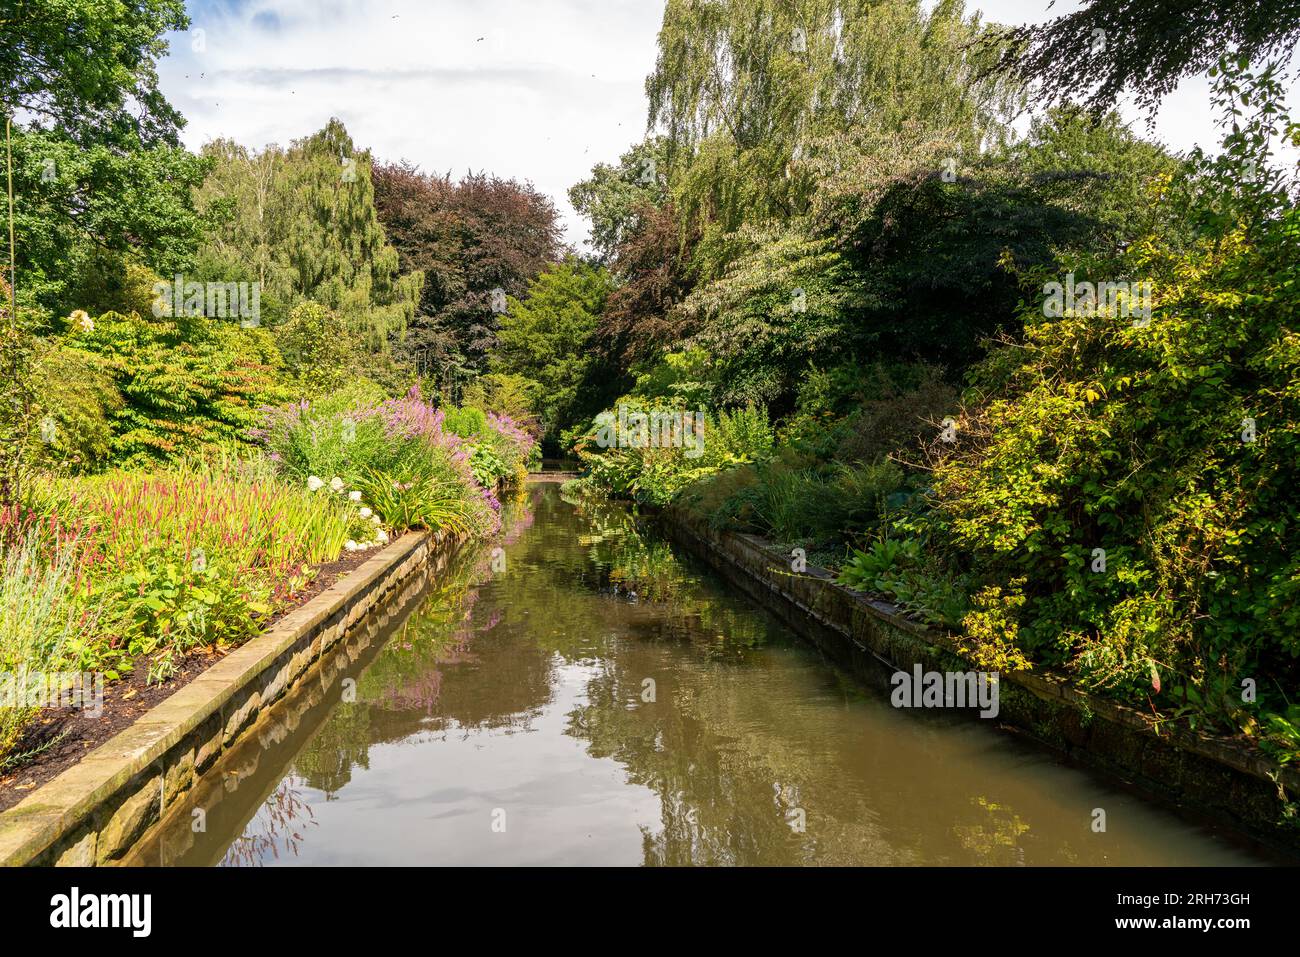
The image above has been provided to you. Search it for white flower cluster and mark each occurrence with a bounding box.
[306,475,390,552]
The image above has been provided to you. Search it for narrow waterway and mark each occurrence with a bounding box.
[127,482,1281,866]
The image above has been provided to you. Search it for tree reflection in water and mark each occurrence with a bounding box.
[563,489,695,604]
[291,491,536,794]
[177,483,1270,867]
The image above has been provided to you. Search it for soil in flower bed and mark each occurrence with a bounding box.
[0,547,376,813]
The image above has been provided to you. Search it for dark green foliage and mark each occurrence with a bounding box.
[986,0,1300,115]
[813,116,1178,379]
[492,258,614,441]
[924,61,1300,713]
[9,126,212,316]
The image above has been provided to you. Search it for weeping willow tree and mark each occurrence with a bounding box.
[195,118,421,352]
[646,0,1023,234]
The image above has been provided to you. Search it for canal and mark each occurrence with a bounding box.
[126,482,1280,866]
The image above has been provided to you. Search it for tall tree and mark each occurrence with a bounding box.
[646,0,1021,231]
[1,0,207,315]
[9,126,210,315]
[597,201,698,367]
[568,138,670,263]
[0,0,187,146]
[0,0,197,503]
[492,258,613,439]
[195,119,422,351]
[372,163,562,387]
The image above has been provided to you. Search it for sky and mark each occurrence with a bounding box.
[157,0,1300,251]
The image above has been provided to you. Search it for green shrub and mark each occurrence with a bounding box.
[257,387,506,535]
[839,538,923,591]
[926,210,1300,702]
[837,536,970,629]
[684,451,906,554]
[443,405,536,486]
[920,64,1300,712]
[959,581,1033,672]
[61,310,286,467]
[30,344,123,473]
[466,442,509,489]
[356,468,485,537]
[95,541,272,683]
[274,301,362,397]
[442,406,488,439]
[571,402,775,506]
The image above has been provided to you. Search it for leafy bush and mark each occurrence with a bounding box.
[96,541,273,683]
[921,62,1300,713]
[29,343,123,473]
[61,310,286,467]
[839,538,923,591]
[355,468,482,537]
[838,536,971,630]
[442,406,488,441]
[465,442,509,489]
[444,405,537,485]
[959,581,1033,673]
[274,301,362,397]
[570,402,775,506]
[717,457,907,545]
[255,385,533,535]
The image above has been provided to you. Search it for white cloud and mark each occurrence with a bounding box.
[161,0,665,250]
[159,0,1298,251]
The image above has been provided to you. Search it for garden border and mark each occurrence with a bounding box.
[664,507,1300,855]
[0,527,454,866]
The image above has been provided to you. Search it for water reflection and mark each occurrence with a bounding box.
[222,779,317,867]
[127,483,1285,867]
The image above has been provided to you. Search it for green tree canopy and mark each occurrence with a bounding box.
[0,0,188,146]
[647,0,1022,231]
[568,138,670,263]
[492,258,613,439]
[195,119,422,351]
[10,126,210,315]
[986,0,1300,115]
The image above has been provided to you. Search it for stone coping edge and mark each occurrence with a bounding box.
[0,528,448,866]
[664,507,1300,852]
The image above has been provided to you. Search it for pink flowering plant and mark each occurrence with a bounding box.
[1,460,367,689]
[255,384,533,537]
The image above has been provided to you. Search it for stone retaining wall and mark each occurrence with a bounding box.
[665,508,1300,854]
[0,528,456,866]
[122,559,435,866]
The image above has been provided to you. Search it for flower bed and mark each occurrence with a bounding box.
[0,385,537,775]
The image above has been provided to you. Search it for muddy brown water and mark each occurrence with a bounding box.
[126,483,1284,866]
